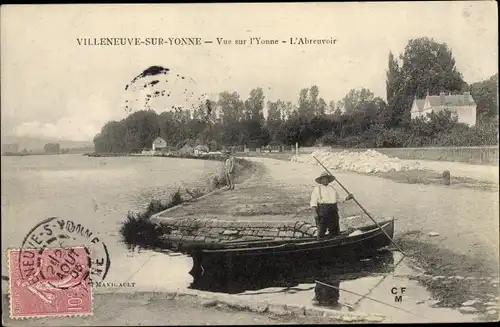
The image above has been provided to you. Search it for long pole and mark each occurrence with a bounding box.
[312,156,405,255]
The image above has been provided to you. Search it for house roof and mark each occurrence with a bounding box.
[426,93,475,107]
[153,137,166,144]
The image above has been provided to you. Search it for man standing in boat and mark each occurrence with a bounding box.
[224,150,236,190]
[310,171,354,240]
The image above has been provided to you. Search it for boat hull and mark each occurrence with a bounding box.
[190,219,395,279]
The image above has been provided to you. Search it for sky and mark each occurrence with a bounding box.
[1,2,498,142]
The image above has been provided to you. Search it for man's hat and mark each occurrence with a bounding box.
[315,171,335,184]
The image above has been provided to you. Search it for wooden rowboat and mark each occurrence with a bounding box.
[188,219,395,279]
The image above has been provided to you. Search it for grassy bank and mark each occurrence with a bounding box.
[237,152,498,191]
[372,169,498,192]
[118,157,254,250]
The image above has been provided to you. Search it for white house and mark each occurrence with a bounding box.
[152,137,167,151]
[410,91,477,126]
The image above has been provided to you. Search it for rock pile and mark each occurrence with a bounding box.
[291,149,421,173]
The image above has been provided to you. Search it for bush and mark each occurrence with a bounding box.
[211,174,228,189]
[119,211,162,249]
[119,189,183,249]
[268,139,283,146]
[318,132,339,146]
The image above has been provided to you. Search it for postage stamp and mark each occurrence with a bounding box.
[21,217,111,283]
[8,247,93,319]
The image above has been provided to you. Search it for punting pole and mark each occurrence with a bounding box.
[312,156,405,255]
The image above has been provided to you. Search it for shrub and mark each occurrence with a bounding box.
[318,132,339,146]
[119,211,162,249]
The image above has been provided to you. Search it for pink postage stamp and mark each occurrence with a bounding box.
[8,247,93,319]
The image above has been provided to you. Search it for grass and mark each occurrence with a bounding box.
[372,169,498,192]
[396,235,498,313]
[119,189,183,249]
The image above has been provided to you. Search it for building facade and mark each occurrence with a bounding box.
[410,92,477,126]
[152,137,167,151]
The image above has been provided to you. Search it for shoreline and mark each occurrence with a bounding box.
[237,152,499,191]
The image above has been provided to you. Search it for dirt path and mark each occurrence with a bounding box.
[404,159,498,182]
[1,293,335,326]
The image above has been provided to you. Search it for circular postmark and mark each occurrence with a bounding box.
[19,217,111,287]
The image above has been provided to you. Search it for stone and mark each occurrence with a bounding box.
[304,307,324,317]
[201,299,218,307]
[487,310,498,316]
[216,302,229,310]
[465,277,477,280]
[222,229,239,236]
[268,305,292,316]
[306,227,317,236]
[432,276,446,280]
[364,315,385,322]
[454,276,465,280]
[485,302,498,306]
[416,300,425,304]
[459,306,478,313]
[461,299,479,306]
[226,299,251,311]
[286,305,305,316]
[486,306,498,311]
[248,303,268,313]
[299,223,312,233]
[428,232,440,237]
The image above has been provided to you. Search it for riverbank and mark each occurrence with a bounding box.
[118,157,257,249]
[237,151,499,191]
[148,156,498,322]
[2,292,339,326]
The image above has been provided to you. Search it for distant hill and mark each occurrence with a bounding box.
[1,135,94,152]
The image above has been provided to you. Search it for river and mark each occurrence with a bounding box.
[0,154,222,274]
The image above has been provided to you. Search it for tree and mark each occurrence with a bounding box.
[218,91,245,123]
[244,88,265,122]
[317,98,327,116]
[328,100,337,115]
[467,73,498,119]
[266,100,282,141]
[338,89,375,114]
[387,37,466,127]
[297,88,311,119]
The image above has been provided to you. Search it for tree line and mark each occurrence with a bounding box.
[94,37,498,153]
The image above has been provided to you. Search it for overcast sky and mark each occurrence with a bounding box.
[1,2,497,141]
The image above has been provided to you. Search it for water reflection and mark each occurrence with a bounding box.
[313,280,340,307]
[189,250,395,296]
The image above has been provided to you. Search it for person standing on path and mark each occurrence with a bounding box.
[224,151,236,190]
[310,172,354,240]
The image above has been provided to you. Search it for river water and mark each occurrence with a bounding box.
[1,154,221,274]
